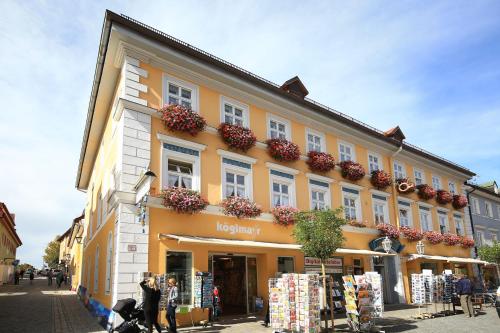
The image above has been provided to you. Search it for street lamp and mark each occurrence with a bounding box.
[382,236,392,253]
[75,236,83,244]
[416,240,425,255]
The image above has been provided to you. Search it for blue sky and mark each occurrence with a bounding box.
[0,1,499,266]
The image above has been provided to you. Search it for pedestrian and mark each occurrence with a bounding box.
[139,276,162,333]
[166,277,179,333]
[29,271,34,285]
[48,270,53,286]
[457,274,474,317]
[14,270,20,285]
[20,269,24,280]
[56,271,63,288]
[63,272,68,285]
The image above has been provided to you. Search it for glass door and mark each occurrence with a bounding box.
[247,257,257,313]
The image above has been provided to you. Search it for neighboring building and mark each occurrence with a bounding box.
[58,214,85,291]
[75,11,479,327]
[0,202,22,284]
[465,181,500,287]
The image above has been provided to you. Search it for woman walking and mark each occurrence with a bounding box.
[166,278,178,333]
[29,271,34,285]
[139,277,162,333]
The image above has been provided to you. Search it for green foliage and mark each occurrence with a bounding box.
[18,263,33,272]
[43,237,61,268]
[478,241,500,264]
[293,208,347,261]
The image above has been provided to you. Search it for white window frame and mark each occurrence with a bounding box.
[432,175,442,190]
[221,163,253,200]
[448,181,457,195]
[437,211,449,234]
[269,171,296,208]
[97,192,103,228]
[267,113,291,140]
[372,196,390,225]
[105,232,113,295]
[491,232,498,242]
[419,206,433,232]
[485,201,494,218]
[220,96,249,127]
[163,75,199,112]
[398,201,413,228]
[308,179,331,210]
[342,187,362,221]
[305,128,326,153]
[454,215,464,236]
[413,168,425,186]
[338,141,356,162]
[393,161,406,179]
[476,230,484,246]
[93,246,100,293]
[471,197,480,215]
[367,152,382,173]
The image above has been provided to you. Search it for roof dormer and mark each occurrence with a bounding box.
[280,76,309,99]
[384,126,406,143]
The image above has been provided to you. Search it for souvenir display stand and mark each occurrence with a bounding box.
[411,271,456,319]
[194,272,214,324]
[329,278,345,312]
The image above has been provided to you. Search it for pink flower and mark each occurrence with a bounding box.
[158,104,206,136]
[443,233,462,246]
[424,231,444,245]
[220,196,262,219]
[452,194,468,209]
[272,206,299,226]
[218,123,256,151]
[417,184,436,200]
[161,187,208,214]
[370,170,392,190]
[400,226,424,241]
[266,138,300,162]
[460,237,475,248]
[436,190,453,205]
[376,223,400,240]
[338,161,366,181]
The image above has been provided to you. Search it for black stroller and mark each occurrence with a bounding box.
[109,298,147,333]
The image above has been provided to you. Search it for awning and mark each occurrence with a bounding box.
[407,254,489,265]
[159,234,394,256]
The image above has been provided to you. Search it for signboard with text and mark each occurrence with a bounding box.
[304,257,342,267]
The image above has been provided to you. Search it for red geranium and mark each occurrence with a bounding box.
[338,161,366,181]
[376,223,400,240]
[161,187,208,214]
[417,184,436,200]
[217,122,256,151]
[443,233,462,246]
[400,226,424,241]
[272,206,299,226]
[370,170,393,190]
[452,194,468,209]
[220,196,262,219]
[436,190,453,205]
[396,178,416,194]
[460,237,475,248]
[306,151,335,172]
[424,231,444,245]
[266,138,301,162]
[158,104,206,136]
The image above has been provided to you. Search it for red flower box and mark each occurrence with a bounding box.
[396,178,416,194]
[376,223,400,240]
[338,161,366,181]
[452,194,468,209]
[370,170,393,190]
[443,233,462,246]
[400,226,424,241]
[220,196,262,219]
[161,187,208,214]
[272,206,299,226]
[306,151,335,172]
[460,237,475,248]
[424,231,444,245]
[436,190,453,205]
[217,122,256,152]
[158,104,206,136]
[266,138,301,162]
[417,184,436,200]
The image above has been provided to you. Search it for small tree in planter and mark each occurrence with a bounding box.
[443,233,462,246]
[417,184,436,200]
[436,190,453,205]
[396,178,416,194]
[370,170,392,190]
[338,161,366,181]
[306,151,335,172]
[161,187,208,214]
[266,138,301,162]
[272,206,299,226]
[376,223,400,239]
[220,196,262,219]
[400,226,424,241]
[460,237,475,248]
[293,208,347,331]
[158,104,206,136]
[424,231,444,245]
[452,194,468,209]
[217,122,256,152]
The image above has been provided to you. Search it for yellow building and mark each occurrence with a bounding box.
[0,202,22,284]
[76,11,481,327]
[58,214,84,290]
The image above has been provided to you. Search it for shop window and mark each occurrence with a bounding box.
[372,195,389,225]
[419,206,432,232]
[338,142,355,162]
[277,257,295,273]
[162,141,201,191]
[454,215,464,236]
[368,153,381,173]
[398,200,413,227]
[270,170,296,208]
[413,169,425,186]
[309,179,330,210]
[438,211,449,234]
[393,161,406,179]
[342,187,361,221]
[353,258,364,275]
[306,129,325,153]
[163,76,198,111]
[268,114,290,140]
[221,97,248,127]
[166,251,192,305]
[432,175,442,190]
[222,157,253,199]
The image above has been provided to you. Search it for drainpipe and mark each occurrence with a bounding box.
[391,144,404,229]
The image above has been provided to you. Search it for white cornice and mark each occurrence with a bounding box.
[265,162,300,175]
[217,149,257,164]
[339,181,365,191]
[305,173,335,183]
[369,189,391,197]
[113,98,157,121]
[437,207,450,213]
[156,133,207,151]
[397,196,414,204]
[417,202,434,209]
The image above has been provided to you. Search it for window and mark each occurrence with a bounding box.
[448,181,456,195]
[105,232,113,294]
[394,161,406,179]
[94,246,100,293]
[432,176,442,190]
[485,201,493,218]
[342,187,361,221]
[163,76,198,111]
[471,197,480,214]
[225,172,246,198]
[270,169,296,208]
[419,207,432,232]
[309,179,331,210]
[476,230,484,246]
[438,211,449,234]
[454,216,464,236]
[97,192,103,228]
[398,200,413,227]
[278,257,295,273]
[339,142,355,162]
[221,97,248,127]
[167,160,193,189]
[306,129,325,153]
[166,251,192,305]
[414,169,425,186]
[268,115,290,140]
[89,185,94,239]
[368,153,381,173]
[491,232,498,242]
[222,157,253,199]
[372,195,389,225]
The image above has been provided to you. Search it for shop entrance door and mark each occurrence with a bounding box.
[373,256,390,304]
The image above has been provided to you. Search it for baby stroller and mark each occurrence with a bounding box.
[109,298,146,333]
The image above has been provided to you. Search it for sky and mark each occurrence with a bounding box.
[0,0,499,267]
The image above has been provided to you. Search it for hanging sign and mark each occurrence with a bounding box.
[369,237,405,253]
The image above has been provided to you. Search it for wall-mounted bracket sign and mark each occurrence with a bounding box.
[369,237,405,253]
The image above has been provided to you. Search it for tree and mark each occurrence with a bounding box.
[478,242,500,264]
[293,208,347,331]
[43,237,61,269]
[18,263,33,272]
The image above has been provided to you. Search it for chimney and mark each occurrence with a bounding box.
[280,76,309,99]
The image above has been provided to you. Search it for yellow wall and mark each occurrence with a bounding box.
[0,222,18,260]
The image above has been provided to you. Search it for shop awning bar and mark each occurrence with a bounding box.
[406,254,489,265]
[335,248,395,257]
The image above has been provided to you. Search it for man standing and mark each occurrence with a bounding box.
[457,274,474,317]
[47,270,53,286]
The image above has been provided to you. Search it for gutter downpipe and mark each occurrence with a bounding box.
[391,144,404,229]
[465,186,482,281]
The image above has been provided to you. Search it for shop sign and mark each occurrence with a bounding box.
[305,266,343,274]
[304,257,342,267]
[369,237,405,253]
[216,221,261,236]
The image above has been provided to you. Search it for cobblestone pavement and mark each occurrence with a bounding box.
[0,277,106,333]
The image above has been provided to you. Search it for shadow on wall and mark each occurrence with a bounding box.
[78,285,112,329]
